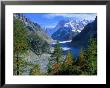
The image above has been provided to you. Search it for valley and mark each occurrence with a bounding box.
[13,13,97,75]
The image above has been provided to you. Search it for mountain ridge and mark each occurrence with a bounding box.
[71,17,97,48]
[51,18,93,41]
[14,13,52,44]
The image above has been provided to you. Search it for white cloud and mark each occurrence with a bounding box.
[45,25,55,28]
[44,13,96,21]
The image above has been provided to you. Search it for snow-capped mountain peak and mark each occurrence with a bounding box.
[62,19,92,33]
[51,18,93,41]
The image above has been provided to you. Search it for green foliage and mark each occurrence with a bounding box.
[13,18,97,75]
[49,51,81,75]
[76,48,87,71]
[14,19,29,75]
[48,37,97,75]
[75,37,97,75]
[47,58,53,73]
[57,64,82,75]
[14,19,29,55]
[50,41,63,64]
[57,51,81,75]
[30,64,40,75]
[78,48,85,64]
[13,57,30,75]
[65,51,73,65]
[86,37,97,75]
[48,41,64,74]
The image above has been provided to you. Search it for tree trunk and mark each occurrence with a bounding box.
[16,54,19,75]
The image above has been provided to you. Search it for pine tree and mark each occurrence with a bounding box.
[57,51,73,75]
[14,19,29,75]
[48,41,63,74]
[58,51,82,75]
[65,51,73,65]
[77,48,85,66]
[51,41,63,64]
[86,37,97,75]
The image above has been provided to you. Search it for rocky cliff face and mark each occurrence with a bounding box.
[14,13,53,54]
[14,13,52,75]
[14,13,52,44]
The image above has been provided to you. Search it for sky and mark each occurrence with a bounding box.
[23,13,96,29]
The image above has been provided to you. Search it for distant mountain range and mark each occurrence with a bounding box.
[14,13,97,49]
[51,19,93,41]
